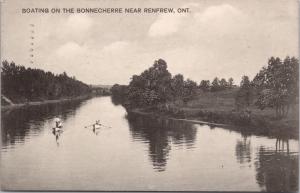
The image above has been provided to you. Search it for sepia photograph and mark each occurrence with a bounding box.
[0,0,299,191]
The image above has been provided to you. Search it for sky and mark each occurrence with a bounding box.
[1,0,299,85]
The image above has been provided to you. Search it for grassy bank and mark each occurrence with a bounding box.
[126,89,299,139]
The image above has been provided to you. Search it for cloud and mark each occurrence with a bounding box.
[48,40,141,84]
[102,41,130,52]
[45,41,89,73]
[52,14,94,44]
[147,3,198,37]
[193,4,245,34]
[56,41,87,57]
[195,4,242,24]
[65,14,93,34]
[148,13,185,37]
[3,0,298,85]
[148,3,243,37]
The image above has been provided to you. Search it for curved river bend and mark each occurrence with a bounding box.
[1,97,298,191]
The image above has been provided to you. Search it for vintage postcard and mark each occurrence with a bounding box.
[0,0,299,191]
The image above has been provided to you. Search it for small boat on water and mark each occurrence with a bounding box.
[93,124,101,129]
[85,120,111,130]
[52,127,63,132]
[53,117,63,132]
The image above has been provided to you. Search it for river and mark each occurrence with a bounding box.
[1,96,298,191]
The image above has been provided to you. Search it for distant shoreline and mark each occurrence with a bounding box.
[1,95,91,111]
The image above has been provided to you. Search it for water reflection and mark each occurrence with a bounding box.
[126,113,197,172]
[1,99,86,149]
[92,127,100,135]
[254,139,298,192]
[111,94,125,106]
[235,135,252,164]
[276,138,290,153]
[1,96,298,191]
[52,129,63,146]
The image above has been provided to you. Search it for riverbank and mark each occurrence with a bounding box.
[127,107,298,139]
[1,95,91,111]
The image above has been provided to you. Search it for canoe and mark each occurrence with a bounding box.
[52,127,63,132]
[93,124,101,129]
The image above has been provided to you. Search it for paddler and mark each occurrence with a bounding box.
[96,120,101,125]
[93,120,102,129]
[54,117,63,129]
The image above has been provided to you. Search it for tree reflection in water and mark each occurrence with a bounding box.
[235,134,252,164]
[1,99,85,148]
[254,138,298,192]
[126,113,197,172]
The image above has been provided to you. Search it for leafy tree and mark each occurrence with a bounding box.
[183,79,197,101]
[235,75,253,111]
[171,74,185,98]
[211,77,220,92]
[127,59,172,106]
[228,77,234,88]
[240,75,251,88]
[211,77,230,91]
[220,78,228,90]
[112,59,200,107]
[253,56,299,117]
[199,80,210,91]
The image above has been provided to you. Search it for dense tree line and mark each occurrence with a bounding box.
[199,77,235,92]
[235,56,298,117]
[110,59,239,108]
[112,56,298,119]
[112,59,237,108]
[1,60,91,103]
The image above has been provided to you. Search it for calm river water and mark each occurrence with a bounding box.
[1,96,298,191]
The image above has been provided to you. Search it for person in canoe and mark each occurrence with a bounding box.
[89,120,101,135]
[54,117,63,128]
[85,120,111,131]
[53,117,63,132]
[93,120,102,129]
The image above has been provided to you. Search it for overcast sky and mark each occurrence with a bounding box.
[1,0,298,85]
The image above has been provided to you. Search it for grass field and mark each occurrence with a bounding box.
[156,88,299,138]
[184,88,298,119]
